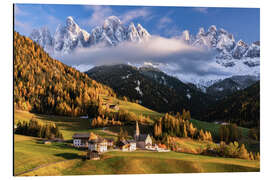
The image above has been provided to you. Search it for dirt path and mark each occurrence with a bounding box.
[15,159,74,176]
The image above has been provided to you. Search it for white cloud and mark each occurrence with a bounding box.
[57,36,230,78]
[80,6,151,29]
[80,6,113,28]
[120,8,151,24]
[193,7,208,14]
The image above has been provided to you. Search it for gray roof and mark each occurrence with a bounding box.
[127,139,136,143]
[89,137,106,144]
[136,134,148,141]
[72,133,90,139]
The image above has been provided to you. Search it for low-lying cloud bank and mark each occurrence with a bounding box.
[56,36,231,78]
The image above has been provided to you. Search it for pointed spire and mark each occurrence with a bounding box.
[136,120,140,137]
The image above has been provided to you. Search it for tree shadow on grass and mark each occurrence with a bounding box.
[55,153,82,160]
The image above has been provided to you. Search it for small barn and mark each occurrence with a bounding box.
[86,150,100,160]
[109,104,119,111]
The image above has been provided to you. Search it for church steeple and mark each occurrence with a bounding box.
[136,121,140,138]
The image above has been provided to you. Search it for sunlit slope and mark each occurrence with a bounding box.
[18,148,259,176]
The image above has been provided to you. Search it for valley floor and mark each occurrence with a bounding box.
[14,110,260,176]
[14,134,259,176]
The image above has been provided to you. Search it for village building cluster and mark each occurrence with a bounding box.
[72,121,169,159]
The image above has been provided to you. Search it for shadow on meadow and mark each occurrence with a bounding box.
[55,153,82,160]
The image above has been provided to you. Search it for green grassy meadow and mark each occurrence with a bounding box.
[15,135,259,176]
[14,109,259,176]
[101,95,163,122]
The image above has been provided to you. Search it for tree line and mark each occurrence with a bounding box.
[15,118,63,139]
[153,110,212,143]
[202,141,260,161]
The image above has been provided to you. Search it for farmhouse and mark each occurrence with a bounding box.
[72,133,91,148]
[134,121,152,149]
[119,139,136,151]
[88,138,108,153]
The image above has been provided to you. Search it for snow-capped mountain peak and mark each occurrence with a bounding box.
[197,27,205,37]
[65,16,81,34]
[52,16,90,54]
[232,40,249,59]
[30,15,152,54]
[208,25,217,33]
[103,16,122,29]
[29,18,260,90]
[181,30,190,42]
[136,23,151,41]
[127,22,141,42]
[30,26,53,52]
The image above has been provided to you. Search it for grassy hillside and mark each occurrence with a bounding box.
[190,119,249,140]
[86,64,214,118]
[15,136,259,176]
[101,95,163,123]
[14,110,259,176]
[14,110,118,140]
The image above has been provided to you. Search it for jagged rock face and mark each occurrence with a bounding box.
[29,16,259,63]
[216,28,235,52]
[53,16,90,54]
[188,25,259,68]
[29,17,260,84]
[31,16,151,54]
[245,41,260,58]
[232,40,249,59]
[127,23,141,42]
[29,27,53,52]
[180,30,194,44]
[192,26,236,58]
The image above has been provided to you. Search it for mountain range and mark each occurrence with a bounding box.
[29,15,260,89]
[30,16,151,54]
[30,16,259,61]
[85,63,259,120]
[15,30,260,128]
[86,64,215,117]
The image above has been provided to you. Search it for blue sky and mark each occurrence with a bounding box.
[14,4,260,44]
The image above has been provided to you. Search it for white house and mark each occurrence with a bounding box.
[72,133,91,148]
[128,140,136,151]
[119,139,137,151]
[88,138,108,153]
[72,132,111,152]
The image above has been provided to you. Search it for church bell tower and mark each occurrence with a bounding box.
[135,121,140,140]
